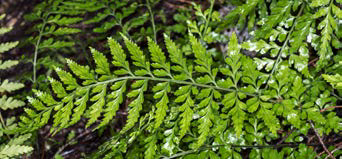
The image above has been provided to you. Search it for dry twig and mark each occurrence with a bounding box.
[309,121,336,159]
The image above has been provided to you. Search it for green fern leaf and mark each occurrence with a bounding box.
[148,37,172,78]
[0,145,33,158]
[51,27,81,35]
[197,111,212,148]
[0,26,12,35]
[153,82,170,129]
[164,34,192,81]
[48,77,67,98]
[97,80,126,129]
[0,95,25,110]
[122,35,151,75]
[87,84,107,127]
[121,80,147,133]
[49,17,83,26]
[144,134,157,159]
[108,37,131,75]
[84,9,110,24]
[229,104,246,137]
[175,85,194,138]
[0,60,19,70]
[55,67,79,90]
[69,91,88,126]
[322,73,342,90]
[0,41,19,54]
[255,0,293,38]
[0,79,24,93]
[90,47,111,80]
[67,59,96,85]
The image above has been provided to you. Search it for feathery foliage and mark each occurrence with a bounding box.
[81,0,149,36]
[225,0,341,73]
[0,134,33,159]
[0,14,33,158]
[24,0,83,83]
[2,0,340,158]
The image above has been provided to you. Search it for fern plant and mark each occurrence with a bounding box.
[81,0,149,35]
[0,14,33,159]
[21,28,341,158]
[69,0,158,42]
[24,0,165,85]
[222,0,341,73]
[24,0,83,83]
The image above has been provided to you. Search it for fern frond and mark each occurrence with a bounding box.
[121,80,148,133]
[164,34,193,81]
[0,145,33,159]
[24,32,330,155]
[80,1,148,36]
[0,134,33,159]
[0,60,19,70]
[0,95,25,110]
[122,35,151,75]
[0,27,12,35]
[144,134,157,159]
[218,0,264,31]
[310,0,340,70]
[255,0,293,38]
[108,37,132,75]
[322,73,342,90]
[0,80,25,93]
[0,41,19,54]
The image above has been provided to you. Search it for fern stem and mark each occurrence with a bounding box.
[203,0,215,39]
[163,141,339,159]
[85,76,256,97]
[146,0,157,42]
[0,111,11,139]
[264,3,305,88]
[33,20,47,84]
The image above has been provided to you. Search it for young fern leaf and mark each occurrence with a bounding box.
[148,37,172,129]
[196,88,215,148]
[310,0,340,70]
[144,134,158,159]
[174,85,195,138]
[164,34,193,81]
[189,33,216,85]
[225,34,245,136]
[121,80,147,133]
[122,34,152,76]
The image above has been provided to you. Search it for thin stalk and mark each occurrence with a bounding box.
[33,20,47,84]
[263,4,305,89]
[309,121,335,159]
[146,0,157,42]
[0,111,11,139]
[202,0,215,39]
[84,76,257,97]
